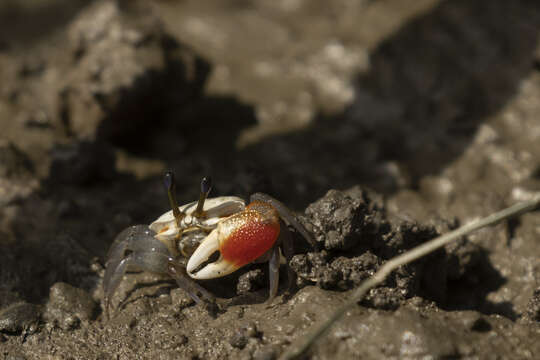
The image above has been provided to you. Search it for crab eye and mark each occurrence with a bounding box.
[201,176,212,195]
[163,171,175,190]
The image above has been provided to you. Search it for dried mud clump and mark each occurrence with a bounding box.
[293,188,484,309]
[228,321,260,350]
[305,187,386,251]
[524,287,540,322]
[44,282,97,330]
[0,141,38,207]
[290,250,382,290]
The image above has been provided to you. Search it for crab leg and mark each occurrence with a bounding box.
[103,225,214,317]
[277,219,296,293]
[268,244,280,301]
[265,219,297,301]
[103,225,169,316]
[103,256,131,318]
[103,225,170,317]
[167,262,215,304]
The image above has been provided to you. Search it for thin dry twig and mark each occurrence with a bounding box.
[281,194,540,360]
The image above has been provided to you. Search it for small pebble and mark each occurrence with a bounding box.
[45,282,96,330]
[237,269,265,295]
[229,332,248,349]
[229,321,260,349]
[170,289,195,309]
[253,345,278,360]
[244,321,259,338]
[0,302,41,334]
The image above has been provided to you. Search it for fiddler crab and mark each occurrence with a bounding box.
[103,172,315,316]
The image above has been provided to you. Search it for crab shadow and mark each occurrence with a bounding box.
[0,0,92,48]
[229,0,540,207]
[443,249,519,320]
[94,0,540,209]
[115,278,174,312]
[112,267,287,314]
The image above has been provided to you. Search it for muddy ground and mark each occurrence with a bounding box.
[1,0,540,359]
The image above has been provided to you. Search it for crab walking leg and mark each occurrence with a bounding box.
[167,262,215,304]
[103,251,172,316]
[103,224,214,316]
[103,256,131,318]
[278,219,297,293]
[266,219,299,301]
[268,244,281,302]
[104,250,215,314]
[103,225,168,316]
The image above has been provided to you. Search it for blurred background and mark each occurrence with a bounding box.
[1,0,540,356]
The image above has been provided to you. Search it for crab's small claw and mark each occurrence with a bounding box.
[149,197,246,242]
[187,201,281,279]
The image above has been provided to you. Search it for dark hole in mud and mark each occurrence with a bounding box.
[534,59,540,72]
[81,34,209,155]
[531,166,540,180]
[443,252,518,320]
[505,217,521,247]
[93,35,258,162]
[0,0,92,46]
[353,0,540,189]
[471,318,493,333]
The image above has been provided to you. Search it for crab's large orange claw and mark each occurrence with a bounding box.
[186,201,280,279]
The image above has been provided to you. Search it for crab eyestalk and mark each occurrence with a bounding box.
[164,171,185,227]
[193,176,212,218]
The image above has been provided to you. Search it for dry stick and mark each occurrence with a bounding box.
[281,194,540,360]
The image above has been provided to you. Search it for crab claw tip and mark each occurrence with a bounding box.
[188,259,239,279]
[186,230,240,279]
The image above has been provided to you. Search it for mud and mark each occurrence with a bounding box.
[1,0,540,359]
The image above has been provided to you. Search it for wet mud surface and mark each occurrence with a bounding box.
[1,0,540,359]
